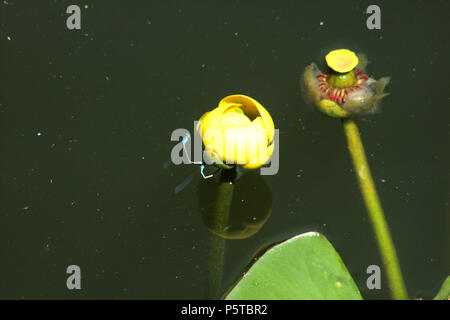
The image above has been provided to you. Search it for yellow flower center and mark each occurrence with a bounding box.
[325,49,359,73]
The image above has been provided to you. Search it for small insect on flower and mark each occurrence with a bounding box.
[301,48,391,118]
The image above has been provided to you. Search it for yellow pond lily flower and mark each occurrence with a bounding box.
[302,49,390,118]
[196,95,275,169]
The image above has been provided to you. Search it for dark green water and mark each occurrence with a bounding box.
[1,0,448,299]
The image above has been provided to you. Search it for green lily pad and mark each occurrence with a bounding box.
[433,276,450,300]
[225,232,363,300]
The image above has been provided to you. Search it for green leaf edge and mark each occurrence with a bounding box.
[225,231,363,300]
[433,275,450,300]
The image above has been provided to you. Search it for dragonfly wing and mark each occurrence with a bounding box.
[174,171,196,194]
[163,158,172,169]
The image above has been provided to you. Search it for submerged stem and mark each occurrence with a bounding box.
[205,234,226,299]
[342,118,408,300]
[205,169,235,299]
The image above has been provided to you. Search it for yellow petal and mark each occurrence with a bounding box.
[325,49,359,73]
[220,112,252,164]
[302,63,322,104]
[198,108,223,150]
[196,111,209,134]
[219,95,274,144]
[221,111,251,129]
[202,149,233,169]
[245,117,268,164]
[224,106,245,115]
[222,126,247,164]
[242,142,274,169]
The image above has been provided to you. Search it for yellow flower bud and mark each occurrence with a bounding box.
[197,95,275,169]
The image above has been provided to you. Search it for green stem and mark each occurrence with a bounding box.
[342,118,408,300]
[205,169,235,299]
[205,234,226,299]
